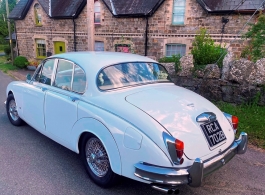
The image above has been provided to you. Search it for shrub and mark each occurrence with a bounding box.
[191,28,227,69]
[241,14,265,62]
[158,54,182,72]
[4,46,11,56]
[14,56,29,69]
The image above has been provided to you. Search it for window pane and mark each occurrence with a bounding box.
[36,39,46,57]
[97,63,171,90]
[173,15,184,24]
[173,7,185,13]
[94,1,100,12]
[173,0,186,24]
[72,65,86,93]
[95,12,100,23]
[34,3,42,24]
[174,0,185,6]
[39,60,55,85]
[166,44,186,57]
[54,60,73,91]
[95,41,104,51]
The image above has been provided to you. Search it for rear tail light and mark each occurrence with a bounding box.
[232,115,239,130]
[224,112,238,134]
[175,139,184,164]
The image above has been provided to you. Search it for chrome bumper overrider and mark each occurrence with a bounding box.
[134,132,248,187]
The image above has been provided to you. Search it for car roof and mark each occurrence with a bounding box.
[49,51,157,73]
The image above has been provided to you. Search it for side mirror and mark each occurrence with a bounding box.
[26,74,32,83]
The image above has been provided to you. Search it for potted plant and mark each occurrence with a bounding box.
[27,59,40,70]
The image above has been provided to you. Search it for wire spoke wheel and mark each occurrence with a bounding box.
[85,137,110,177]
[9,99,19,121]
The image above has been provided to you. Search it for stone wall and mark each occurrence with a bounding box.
[95,0,255,59]
[15,0,88,60]
[162,54,265,105]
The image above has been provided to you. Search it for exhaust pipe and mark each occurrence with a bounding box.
[152,185,180,194]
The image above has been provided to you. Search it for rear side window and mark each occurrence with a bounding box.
[72,65,86,94]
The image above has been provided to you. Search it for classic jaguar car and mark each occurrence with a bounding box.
[5,52,247,193]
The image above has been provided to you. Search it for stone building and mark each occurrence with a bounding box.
[9,0,263,60]
[8,0,87,60]
[93,0,262,59]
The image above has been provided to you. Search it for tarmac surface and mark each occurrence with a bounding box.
[0,70,265,195]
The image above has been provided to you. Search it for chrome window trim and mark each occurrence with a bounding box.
[52,58,86,95]
[70,63,75,90]
[72,64,87,94]
[95,61,172,92]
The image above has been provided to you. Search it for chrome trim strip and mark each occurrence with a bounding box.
[134,132,248,187]
[134,162,189,185]
[162,132,183,165]
[223,112,237,134]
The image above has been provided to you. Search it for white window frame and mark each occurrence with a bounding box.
[166,44,186,57]
[172,0,186,25]
[94,1,101,24]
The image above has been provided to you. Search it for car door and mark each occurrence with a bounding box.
[23,59,56,132]
[44,59,86,146]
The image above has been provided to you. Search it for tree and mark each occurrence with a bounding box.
[0,0,17,44]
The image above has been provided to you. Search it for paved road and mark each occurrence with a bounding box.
[0,52,5,56]
[0,70,265,195]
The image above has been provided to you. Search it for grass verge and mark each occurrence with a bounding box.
[0,56,17,73]
[216,101,265,149]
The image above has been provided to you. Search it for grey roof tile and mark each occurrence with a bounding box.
[102,0,165,17]
[9,0,33,19]
[9,0,86,19]
[198,0,264,13]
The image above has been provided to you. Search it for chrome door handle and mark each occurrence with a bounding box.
[36,86,47,92]
[70,97,79,102]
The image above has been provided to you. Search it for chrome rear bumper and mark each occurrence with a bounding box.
[134,132,248,187]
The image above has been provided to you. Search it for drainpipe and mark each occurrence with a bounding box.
[73,17,77,52]
[144,17,149,56]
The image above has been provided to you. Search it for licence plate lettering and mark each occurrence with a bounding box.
[201,120,226,147]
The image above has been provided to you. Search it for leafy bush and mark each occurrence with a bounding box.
[240,45,252,60]
[241,14,265,62]
[4,46,11,56]
[191,28,227,69]
[158,54,182,72]
[14,56,29,69]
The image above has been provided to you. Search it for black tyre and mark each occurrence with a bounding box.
[80,134,119,188]
[6,94,23,126]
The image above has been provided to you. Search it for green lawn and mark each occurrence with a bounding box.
[0,56,17,73]
[216,101,265,149]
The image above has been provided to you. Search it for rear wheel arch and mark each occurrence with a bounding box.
[72,118,122,175]
[79,132,120,188]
